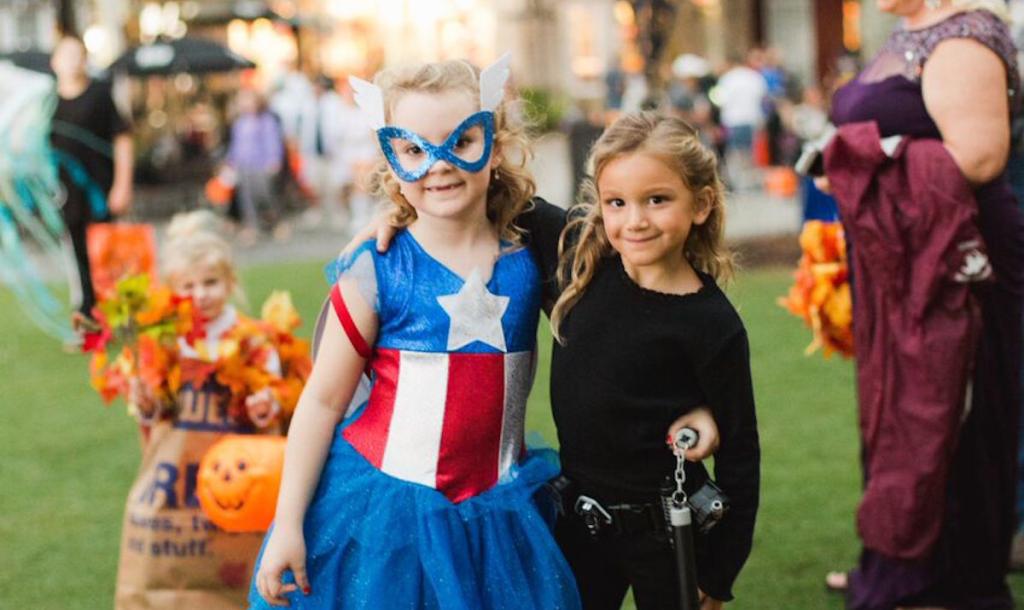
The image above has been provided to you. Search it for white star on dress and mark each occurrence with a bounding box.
[437,268,509,352]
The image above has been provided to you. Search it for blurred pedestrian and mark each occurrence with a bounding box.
[716,54,767,191]
[564,103,605,201]
[49,33,133,329]
[668,53,723,153]
[268,62,312,146]
[759,47,801,165]
[296,75,348,230]
[605,55,626,113]
[226,88,286,244]
[332,78,380,231]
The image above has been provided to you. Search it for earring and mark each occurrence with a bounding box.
[492,168,501,182]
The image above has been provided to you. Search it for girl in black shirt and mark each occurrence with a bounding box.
[538,112,759,610]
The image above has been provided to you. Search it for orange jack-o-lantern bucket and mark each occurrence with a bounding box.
[197,435,286,533]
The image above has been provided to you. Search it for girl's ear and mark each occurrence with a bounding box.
[490,142,503,170]
[692,186,714,225]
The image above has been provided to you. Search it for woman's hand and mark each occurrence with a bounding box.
[245,388,280,428]
[107,181,133,215]
[699,589,724,610]
[667,406,720,461]
[340,211,399,256]
[813,176,831,194]
[256,524,311,606]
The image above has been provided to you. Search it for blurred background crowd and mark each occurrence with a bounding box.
[7,0,1022,238]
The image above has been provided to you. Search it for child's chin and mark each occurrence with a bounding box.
[414,197,480,219]
[199,307,223,321]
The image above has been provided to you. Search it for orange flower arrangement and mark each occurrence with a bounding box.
[171,291,311,426]
[85,277,312,426]
[778,220,854,358]
[259,291,312,418]
[83,274,201,415]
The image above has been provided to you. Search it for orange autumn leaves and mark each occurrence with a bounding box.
[84,277,311,424]
[260,292,311,418]
[778,221,854,358]
[184,292,311,424]
[85,275,198,407]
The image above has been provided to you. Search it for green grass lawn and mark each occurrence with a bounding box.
[1,263,1021,608]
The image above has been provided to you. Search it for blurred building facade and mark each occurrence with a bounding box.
[0,0,58,52]
[0,0,977,106]
[660,0,897,92]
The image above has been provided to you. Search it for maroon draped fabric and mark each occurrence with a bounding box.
[825,121,987,560]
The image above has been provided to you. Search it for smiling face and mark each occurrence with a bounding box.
[196,435,286,533]
[387,89,497,223]
[170,262,232,321]
[597,151,710,273]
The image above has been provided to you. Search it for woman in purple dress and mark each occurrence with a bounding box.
[827,1,1024,608]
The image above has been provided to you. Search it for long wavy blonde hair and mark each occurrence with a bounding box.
[550,112,733,342]
[366,59,535,243]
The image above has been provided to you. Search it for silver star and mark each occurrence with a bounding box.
[437,268,509,352]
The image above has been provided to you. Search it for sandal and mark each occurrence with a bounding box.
[825,571,848,593]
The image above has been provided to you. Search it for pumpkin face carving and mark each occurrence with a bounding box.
[197,435,286,532]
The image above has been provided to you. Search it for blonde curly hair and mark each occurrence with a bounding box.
[162,210,246,307]
[550,112,733,342]
[366,59,535,244]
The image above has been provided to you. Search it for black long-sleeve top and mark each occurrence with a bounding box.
[518,198,760,601]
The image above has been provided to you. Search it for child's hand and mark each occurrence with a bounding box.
[340,211,398,256]
[666,406,720,461]
[699,589,724,610]
[128,378,158,418]
[245,388,280,428]
[256,525,311,606]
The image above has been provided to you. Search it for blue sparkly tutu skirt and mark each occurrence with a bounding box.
[248,425,581,610]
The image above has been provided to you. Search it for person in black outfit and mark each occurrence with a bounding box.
[525,112,760,609]
[49,34,133,323]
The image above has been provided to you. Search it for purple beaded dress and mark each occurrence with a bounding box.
[831,10,1024,610]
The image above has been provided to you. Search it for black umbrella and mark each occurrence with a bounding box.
[109,37,254,76]
[0,50,53,74]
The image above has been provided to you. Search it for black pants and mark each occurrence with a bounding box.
[65,219,97,317]
[556,510,680,610]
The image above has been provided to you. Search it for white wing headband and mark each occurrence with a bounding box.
[349,52,512,131]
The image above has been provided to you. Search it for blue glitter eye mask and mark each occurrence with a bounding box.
[378,110,495,182]
[349,53,512,183]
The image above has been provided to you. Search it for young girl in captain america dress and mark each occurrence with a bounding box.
[250,56,580,609]
[360,114,758,609]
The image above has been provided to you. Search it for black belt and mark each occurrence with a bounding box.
[599,501,665,535]
[549,475,665,536]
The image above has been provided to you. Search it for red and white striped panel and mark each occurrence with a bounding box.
[343,348,534,503]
